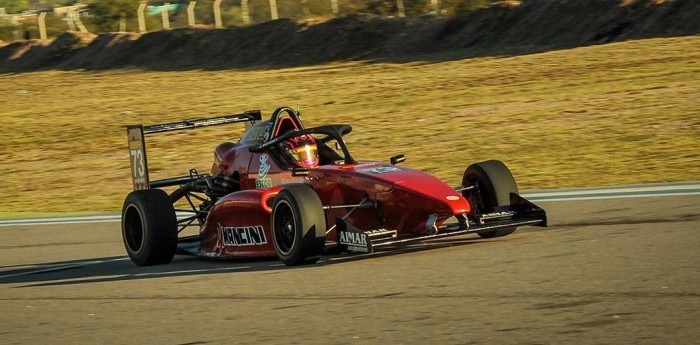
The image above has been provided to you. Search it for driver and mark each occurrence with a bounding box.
[281,135,319,169]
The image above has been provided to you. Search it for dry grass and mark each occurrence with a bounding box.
[1,36,699,215]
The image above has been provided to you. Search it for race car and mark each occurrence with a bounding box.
[122,106,547,266]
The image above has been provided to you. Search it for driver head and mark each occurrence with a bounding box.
[281,135,319,169]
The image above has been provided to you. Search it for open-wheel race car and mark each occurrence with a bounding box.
[122,107,547,266]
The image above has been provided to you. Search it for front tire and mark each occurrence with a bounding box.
[271,186,326,266]
[121,189,178,266]
[462,160,519,239]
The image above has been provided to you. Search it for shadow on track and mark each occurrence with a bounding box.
[0,236,487,287]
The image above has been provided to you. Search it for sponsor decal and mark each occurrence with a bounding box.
[426,213,438,234]
[263,122,272,141]
[281,178,309,184]
[358,166,403,174]
[338,230,370,253]
[258,154,270,176]
[365,229,397,237]
[446,195,461,201]
[256,154,273,188]
[480,211,516,218]
[218,223,267,247]
[256,179,273,188]
[354,162,379,168]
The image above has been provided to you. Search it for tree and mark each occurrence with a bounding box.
[0,0,29,13]
[88,0,140,32]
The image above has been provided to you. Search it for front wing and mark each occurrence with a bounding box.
[336,193,547,253]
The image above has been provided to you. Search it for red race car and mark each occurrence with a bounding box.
[122,107,547,266]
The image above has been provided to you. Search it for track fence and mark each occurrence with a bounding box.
[1,0,510,42]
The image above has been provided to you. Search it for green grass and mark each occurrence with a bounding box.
[1,36,699,213]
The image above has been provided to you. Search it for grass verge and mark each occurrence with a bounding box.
[1,36,698,213]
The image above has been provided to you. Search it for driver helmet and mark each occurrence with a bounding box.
[281,135,319,169]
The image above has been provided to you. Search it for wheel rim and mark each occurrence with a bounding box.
[273,200,296,256]
[123,204,144,253]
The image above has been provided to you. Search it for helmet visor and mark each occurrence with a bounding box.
[292,144,318,166]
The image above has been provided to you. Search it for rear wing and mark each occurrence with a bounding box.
[126,110,262,191]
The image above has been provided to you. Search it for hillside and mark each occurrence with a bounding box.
[1,0,698,72]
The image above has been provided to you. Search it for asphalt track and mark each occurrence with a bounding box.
[1,189,698,344]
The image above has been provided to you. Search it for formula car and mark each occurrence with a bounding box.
[122,107,547,266]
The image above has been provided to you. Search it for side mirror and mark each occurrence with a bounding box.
[390,154,406,165]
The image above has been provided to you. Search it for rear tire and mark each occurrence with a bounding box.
[121,189,178,266]
[271,186,326,266]
[462,160,519,238]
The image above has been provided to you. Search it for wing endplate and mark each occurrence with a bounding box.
[127,125,150,191]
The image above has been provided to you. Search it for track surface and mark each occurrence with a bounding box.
[1,195,699,344]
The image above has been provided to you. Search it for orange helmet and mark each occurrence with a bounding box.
[281,135,319,169]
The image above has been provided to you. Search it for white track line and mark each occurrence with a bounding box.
[1,182,699,227]
[523,182,700,202]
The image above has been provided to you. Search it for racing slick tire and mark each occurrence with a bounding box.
[121,189,178,266]
[271,186,326,266]
[462,160,519,239]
